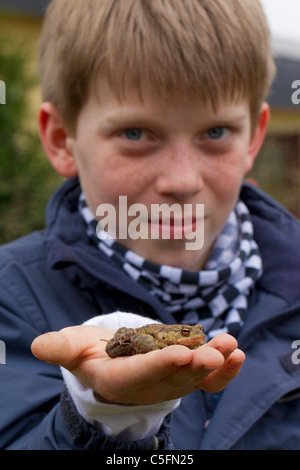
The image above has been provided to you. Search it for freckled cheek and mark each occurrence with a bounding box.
[211,173,242,202]
[76,139,155,206]
[74,149,122,207]
[205,157,246,201]
[95,160,152,207]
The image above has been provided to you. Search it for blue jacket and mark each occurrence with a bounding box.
[0,177,300,450]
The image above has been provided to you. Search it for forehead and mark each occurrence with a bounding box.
[82,76,250,127]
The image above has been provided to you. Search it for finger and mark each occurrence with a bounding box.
[99,345,195,389]
[198,348,246,393]
[159,335,239,391]
[160,345,226,390]
[204,333,238,360]
[95,345,225,404]
[82,345,195,404]
[31,325,113,367]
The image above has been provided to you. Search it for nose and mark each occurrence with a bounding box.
[155,143,204,200]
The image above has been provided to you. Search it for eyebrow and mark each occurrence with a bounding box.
[208,115,248,128]
[103,108,248,130]
[104,111,162,128]
[208,109,248,124]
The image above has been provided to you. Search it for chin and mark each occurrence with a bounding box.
[143,242,206,271]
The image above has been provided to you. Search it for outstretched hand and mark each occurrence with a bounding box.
[31,325,245,405]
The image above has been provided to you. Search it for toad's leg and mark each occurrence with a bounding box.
[105,327,136,358]
[131,334,159,354]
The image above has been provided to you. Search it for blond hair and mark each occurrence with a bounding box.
[39,0,276,135]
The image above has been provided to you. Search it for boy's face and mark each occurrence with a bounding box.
[63,80,268,271]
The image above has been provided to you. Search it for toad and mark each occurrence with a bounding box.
[105,323,206,358]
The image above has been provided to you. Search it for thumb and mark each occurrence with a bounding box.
[31,325,113,367]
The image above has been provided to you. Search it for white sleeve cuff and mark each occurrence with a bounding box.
[60,312,181,441]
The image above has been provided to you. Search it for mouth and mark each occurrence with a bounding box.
[149,217,204,239]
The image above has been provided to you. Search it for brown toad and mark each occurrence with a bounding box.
[105,323,206,358]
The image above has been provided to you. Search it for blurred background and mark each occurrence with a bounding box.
[0,0,300,244]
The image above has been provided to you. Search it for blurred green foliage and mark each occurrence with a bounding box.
[0,43,62,244]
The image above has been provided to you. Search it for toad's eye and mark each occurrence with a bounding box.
[181,327,191,336]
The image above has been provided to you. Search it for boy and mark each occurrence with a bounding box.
[1,0,300,450]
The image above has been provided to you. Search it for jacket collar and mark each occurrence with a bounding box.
[241,183,300,307]
[45,178,300,323]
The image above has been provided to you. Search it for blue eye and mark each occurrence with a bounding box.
[206,127,229,140]
[124,128,144,141]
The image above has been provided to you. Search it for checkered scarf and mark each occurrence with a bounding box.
[78,193,262,339]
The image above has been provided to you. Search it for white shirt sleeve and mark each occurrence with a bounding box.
[60,312,181,441]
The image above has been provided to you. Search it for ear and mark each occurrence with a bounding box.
[38,102,78,178]
[244,102,270,175]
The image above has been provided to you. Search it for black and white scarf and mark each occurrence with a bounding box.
[78,193,262,339]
